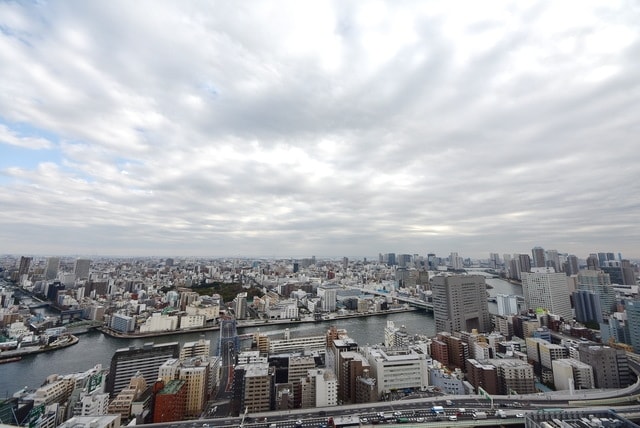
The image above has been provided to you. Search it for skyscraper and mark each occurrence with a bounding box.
[432,274,491,333]
[521,268,572,321]
[625,300,640,354]
[496,294,519,316]
[531,247,546,268]
[74,258,91,280]
[45,257,60,280]
[18,256,32,278]
[107,342,179,397]
[518,254,532,274]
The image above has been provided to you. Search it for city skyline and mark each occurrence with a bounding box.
[1,1,639,259]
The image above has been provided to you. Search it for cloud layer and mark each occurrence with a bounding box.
[1,0,639,259]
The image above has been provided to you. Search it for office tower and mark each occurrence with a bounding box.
[234,292,247,320]
[384,253,396,266]
[573,290,603,324]
[449,252,463,270]
[521,268,573,321]
[545,250,560,271]
[45,257,60,280]
[106,342,180,397]
[432,274,491,333]
[496,294,519,316]
[74,258,91,280]
[626,300,640,354]
[597,253,607,267]
[18,256,32,278]
[620,260,636,285]
[518,254,531,274]
[427,253,436,269]
[397,254,411,267]
[578,343,630,388]
[565,255,579,276]
[165,258,174,267]
[531,247,546,268]
[489,253,500,269]
[586,255,599,270]
[577,270,615,318]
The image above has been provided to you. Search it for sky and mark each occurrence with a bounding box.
[1,1,639,260]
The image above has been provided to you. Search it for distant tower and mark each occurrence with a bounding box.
[531,247,546,268]
[18,256,32,278]
[432,274,491,333]
[45,257,60,280]
[74,258,91,280]
[518,254,532,274]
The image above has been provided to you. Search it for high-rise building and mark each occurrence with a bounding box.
[625,300,640,354]
[577,270,615,319]
[565,255,579,276]
[531,247,546,268]
[45,257,60,280]
[496,294,519,316]
[573,290,603,324]
[545,249,560,271]
[578,343,631,388]
[106,342,180,397]
[522,268,572,321]
[241,363,272,412]
[234,292,247,320]
[518,254,531,274]
[18,256,32,278]
[74,259,91,280]
[432,274,491,333]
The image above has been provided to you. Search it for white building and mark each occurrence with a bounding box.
[139,313,179,333]
[361,346,430,395]
[179,313,205,329]
[522,268,573,321]
[496,294,519,316]
[300,368,338,408]
[552,358,595,391]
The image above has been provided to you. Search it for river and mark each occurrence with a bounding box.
[0,275,521,397]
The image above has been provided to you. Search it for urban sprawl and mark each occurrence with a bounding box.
[0,248,639,428]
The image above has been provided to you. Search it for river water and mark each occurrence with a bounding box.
[0,275,521,397]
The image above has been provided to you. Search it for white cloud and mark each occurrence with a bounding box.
[0,0,639,259]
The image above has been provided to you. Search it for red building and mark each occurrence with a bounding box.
[154,379,187,423]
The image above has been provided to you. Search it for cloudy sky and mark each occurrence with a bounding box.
[1,1,638,260]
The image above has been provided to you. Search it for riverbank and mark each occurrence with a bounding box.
[0,334,79,362]
[98,306,418,339]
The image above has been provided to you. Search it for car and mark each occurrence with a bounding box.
[516,413,525,418]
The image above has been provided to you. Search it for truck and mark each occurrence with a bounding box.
[496,409,507,419]
[472,411,488,420]
[431,406,445,415]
